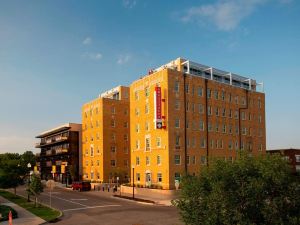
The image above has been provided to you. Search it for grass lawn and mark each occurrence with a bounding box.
[0,190,61,222]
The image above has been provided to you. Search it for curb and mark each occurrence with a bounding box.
[1,189,63,224]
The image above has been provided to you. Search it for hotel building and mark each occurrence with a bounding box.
[35,123,82,183]
[82,86,130,183]
[130,58,266,189]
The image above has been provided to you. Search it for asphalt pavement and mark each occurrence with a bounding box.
[15,186,183,225]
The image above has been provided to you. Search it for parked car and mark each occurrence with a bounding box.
[72,181,91,191]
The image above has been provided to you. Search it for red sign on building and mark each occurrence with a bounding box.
[155,86,162,129]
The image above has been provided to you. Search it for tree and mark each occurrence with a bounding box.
[0,151,37,195]
[0,155,23,196]
[173,153,300,225]
[28,173,43,207]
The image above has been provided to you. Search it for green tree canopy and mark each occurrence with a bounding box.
[173,153,300,225]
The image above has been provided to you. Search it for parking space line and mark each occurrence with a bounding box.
[63,204,121,212]
[41,193,88,207]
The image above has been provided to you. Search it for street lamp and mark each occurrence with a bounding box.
[132,164,135,200]
[27,163,31,202]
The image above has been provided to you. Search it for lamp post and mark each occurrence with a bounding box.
[27,163,31,202]
[132,165,135,200]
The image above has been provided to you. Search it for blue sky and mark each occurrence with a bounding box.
[0,0,299,153]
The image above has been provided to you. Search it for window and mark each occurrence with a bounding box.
[111,146,116,153]
[258,144,263,151]
[96,132,100,140]
[111,160,116,167]
[241,97,246,106]
[157,173,162,183]
[111,106,116,114]
[228,140,233,150]
[234,110,239,119]
[91,172,94,180]
[214,90,219,100]
[174,81,180,92]
[198,87,203,96]
[145,138,150,151]
[221,91,225,100]
[222,124,226,133]
[228,93,232,102]
[258,99,262,109]
[124,134,128,141]
[90,147,94,157]
[175,118,180,128]
[186,120,189,129]
[145,103,149,114]
[111,119,115,127]
[200,138,206,148]
[192,155,196,164]
[258,115,262,123]
[215,107,219,116]
[174,155,181,165]
[207,106,212,115]
[242,127,247,135]
[85,160,88,166]
[97,160,100,166]
[97,147,100,154]
[136,173,140,182]
[157,155,161,165]
[200,156,206,165]
[207,88,211,98]
[175,135,180,146]
[135,91,139,100]
[136,140,140,149]
[186,101,189,111]
[146,156,150,166]
[136,156,140,165]
[229,125,233,134]
[229,109,232,118]
[235,96,239,104]
[124,122,128,128]
[222,108,226,117]
[135,108,140,116]
[185,84,189,93]
[186,155,190,165]
[210,139,214,149]
[124,146,128,154]
[215,123,219,133]
[192,103,195,112]
[235,126,239,134]
[96,120,99,127]
[199,121,204,131]
[192,86,195,95]
[295,155,300,163]
[241,112,246,120]
[124,160,128,167]
[145,121,150,131]
[175,100,180,110]
[145,87,150,97]
[135,124,140,133]
[156,137,161,147]
[198,104,204,114]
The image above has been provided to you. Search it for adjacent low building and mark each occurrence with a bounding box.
[82,86,130,183]
[267,148,300,173]
[35,123,82,184]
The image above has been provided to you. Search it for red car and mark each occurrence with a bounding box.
[72,181,91,191]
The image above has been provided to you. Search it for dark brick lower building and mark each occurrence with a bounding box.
[35,123,82,184]
[267,148,300,173]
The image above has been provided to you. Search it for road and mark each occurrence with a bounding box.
[15,186,183,225]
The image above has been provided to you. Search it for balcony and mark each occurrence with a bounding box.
[36,135,69,147]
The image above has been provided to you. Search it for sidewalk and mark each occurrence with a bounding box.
[0,196,45,225]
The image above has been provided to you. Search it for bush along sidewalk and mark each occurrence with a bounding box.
[0,190,61,222]
[0,205,18,222]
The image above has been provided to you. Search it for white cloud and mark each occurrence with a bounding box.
[123,0,137,9]
[117,54,131,65]
[82,37,92,45]
[181,0,290,31]
[82,52,103,61]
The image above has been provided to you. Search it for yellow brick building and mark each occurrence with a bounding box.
[82,86,130,183]
[130,58,265,189]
